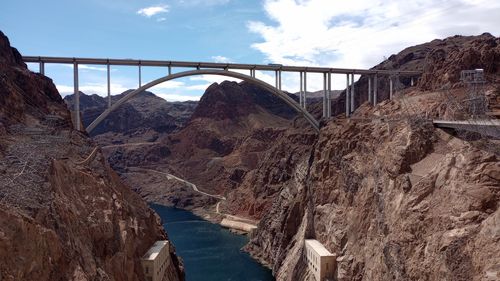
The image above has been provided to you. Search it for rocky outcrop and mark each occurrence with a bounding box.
[246,92,500,280]
[244,34,500,280]
[0,30,184,281]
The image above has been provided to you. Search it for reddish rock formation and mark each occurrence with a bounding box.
[245,38,500,280]
[0,31,184,281]
[246,106,499,280]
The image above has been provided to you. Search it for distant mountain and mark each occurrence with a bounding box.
[64,91,197,139]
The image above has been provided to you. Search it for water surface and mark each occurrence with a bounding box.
[151,204,274,281]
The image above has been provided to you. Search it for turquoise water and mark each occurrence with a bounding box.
[150,204,274,281]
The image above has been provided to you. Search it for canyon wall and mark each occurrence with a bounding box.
[245,34,500,281]
[0,31,184,281]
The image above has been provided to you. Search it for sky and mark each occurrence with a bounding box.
[1,0,499,101]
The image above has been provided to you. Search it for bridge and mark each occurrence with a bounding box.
[433,119,500,139]
[22,56,421,133]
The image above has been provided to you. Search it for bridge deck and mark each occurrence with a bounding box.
[22,56,421,75]
[433,119,500,138]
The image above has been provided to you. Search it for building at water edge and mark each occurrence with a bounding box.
[141,240,170,281]
[304,239,336,281]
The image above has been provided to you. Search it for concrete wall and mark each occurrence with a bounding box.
[142,241,170,281]
[304,240,336,281]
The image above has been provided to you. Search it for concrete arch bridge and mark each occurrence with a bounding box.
[23,56,421,133]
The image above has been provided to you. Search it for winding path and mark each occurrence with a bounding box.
[129,167,226,200]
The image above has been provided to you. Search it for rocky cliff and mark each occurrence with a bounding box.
[0,31,184,281]
[245,34,500,281]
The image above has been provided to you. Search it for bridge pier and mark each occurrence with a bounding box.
[39,61,45,75]
[323,72,327,118]
[350,73,355,113]
[73,62,80,131]
[345,74,350,117]
[299,72,303,107]
[368,75,372,104]
[275,70,278,89]
[327,72,332,118]
[373,74,378,105]
[107,63,111,108]
[168,65,172,75]
[303,72,307,109]
[278,70,282,90]
[139,64,142,87]
[389,76,393,99]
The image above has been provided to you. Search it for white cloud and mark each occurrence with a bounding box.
[157,17,167,22]
[56,79,205,101]
[249,0,500,90]
[137,5,169,17]
[56,83,130,97]
[211,55,232,63]
[63,64,109,72]
[150,80,186,90]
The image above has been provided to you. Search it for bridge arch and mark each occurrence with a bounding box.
[86,69,320,133]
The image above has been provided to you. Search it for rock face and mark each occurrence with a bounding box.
[0,31,184,281]
[244,38,500,281]
[246,95,500,281]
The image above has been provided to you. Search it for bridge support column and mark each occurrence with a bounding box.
[275,70,278,89]
[39,61,45,75]
[346,74,350,117]
[327,72,332,118]
[389,76,393,99]
[374,74,378,105]
[299,72,304,107]
[278,70,282,90]
[168,65,172,75]
[350,73,355,113]
[303,72,307,110]
[323,72,327,118]
[74,62,80,131]
[368,75,372,104]
[107,63,111,108]
[139,64,142,87]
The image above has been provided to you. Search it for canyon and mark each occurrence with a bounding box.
[78,33,499,281]
[2,28,499,281]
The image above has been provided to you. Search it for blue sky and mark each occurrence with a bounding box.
[1,0,499,101]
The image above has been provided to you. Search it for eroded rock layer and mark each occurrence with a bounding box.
[0,31,184,281]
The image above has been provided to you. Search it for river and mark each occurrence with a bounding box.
[150,204,275,281]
